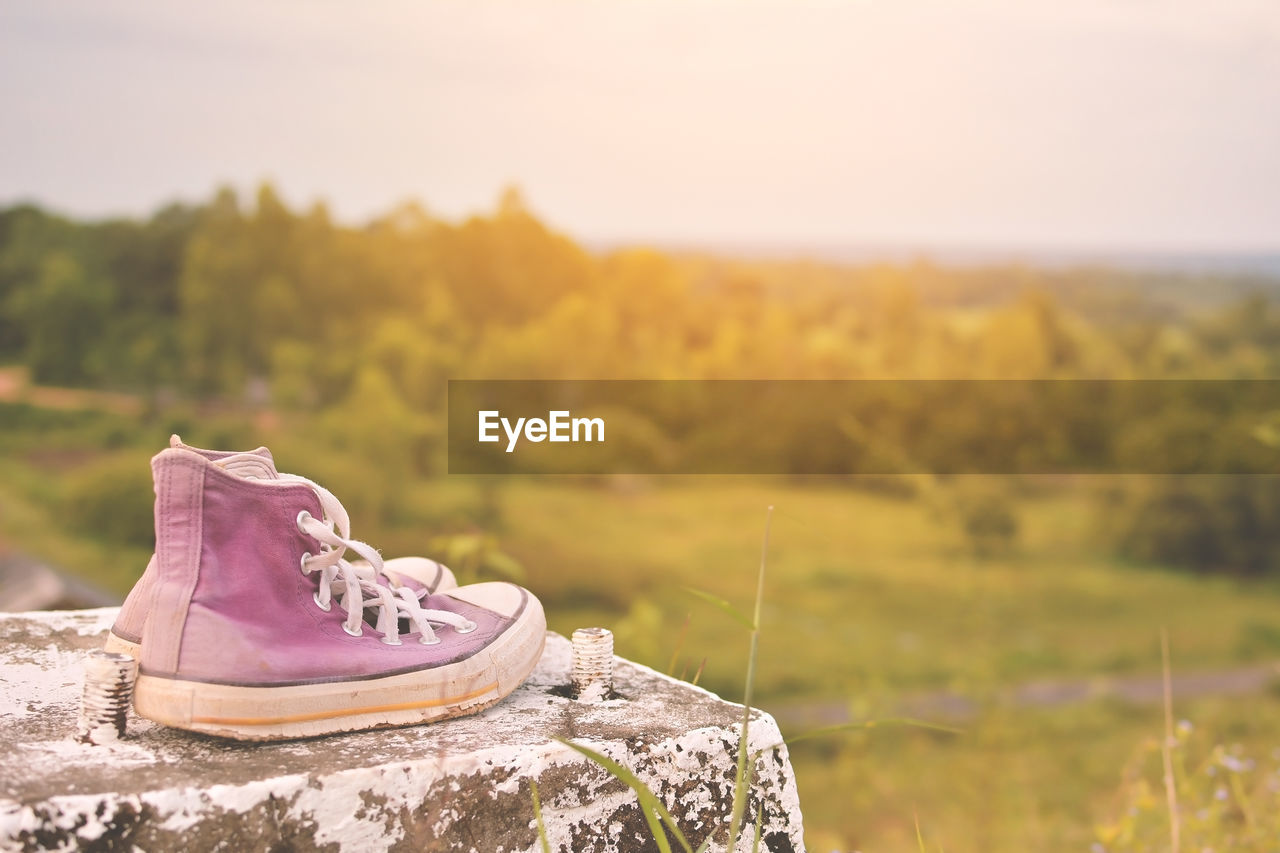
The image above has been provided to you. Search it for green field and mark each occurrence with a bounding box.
[4,411,1280,850]
[497,479,1280,700]
[494,478,1280,849]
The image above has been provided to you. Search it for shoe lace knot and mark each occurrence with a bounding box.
[291,480,475,645]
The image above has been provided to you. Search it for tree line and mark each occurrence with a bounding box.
[5,184,1280,574]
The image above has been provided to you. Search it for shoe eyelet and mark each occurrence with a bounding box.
[455,620,478,635]
[418,634,441,645]
[299,551,312,575]
[312,591,330,612]
[296,510,312,533]
[380,635,402,646]
[342,622,363,637]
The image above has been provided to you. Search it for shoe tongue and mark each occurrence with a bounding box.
[215,452,280,481]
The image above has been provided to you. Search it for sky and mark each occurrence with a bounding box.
[1,0,1278,253]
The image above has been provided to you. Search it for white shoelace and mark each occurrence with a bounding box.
[289,478,475,646]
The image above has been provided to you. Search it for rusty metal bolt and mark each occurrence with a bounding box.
[76,650,137,745]
[571,627,614,702]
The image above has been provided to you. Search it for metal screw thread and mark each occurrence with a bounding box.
[76,650,138,745]
[571,627,614,702]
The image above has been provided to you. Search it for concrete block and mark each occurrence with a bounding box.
[0,609,804,851]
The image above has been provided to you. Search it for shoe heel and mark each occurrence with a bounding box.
[104,631,141,661]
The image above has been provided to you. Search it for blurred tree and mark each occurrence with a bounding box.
[1115,477,1280,576]
[6,252,113,384]
[980,290,1079,377]
[63,452,156,548]
[431,185,595,327]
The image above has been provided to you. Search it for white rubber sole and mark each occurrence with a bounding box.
[132,601,547,741]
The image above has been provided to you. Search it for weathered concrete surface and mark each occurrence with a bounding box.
[0,609,804,852]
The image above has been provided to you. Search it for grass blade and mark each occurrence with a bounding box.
[747,718,963,781]
[691,657,706,686]
[1160,628,1181,853]
[531,781,551,853]
[555,737,693,853]
[682,586,755,631]
[774,717,964,750]
[727,505,773,846]
[666,613,691,676]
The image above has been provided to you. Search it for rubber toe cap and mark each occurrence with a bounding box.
[382,557,457,593]
[443,582,533,620]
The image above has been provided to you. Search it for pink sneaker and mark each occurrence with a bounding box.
[105,436,456,659]
[132,446,545,740]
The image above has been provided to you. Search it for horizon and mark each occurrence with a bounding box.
[6,185,1280,277]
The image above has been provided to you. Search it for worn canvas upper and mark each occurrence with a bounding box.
[112,438,455,644]
[111,439,277,644]
[141,447,515,685]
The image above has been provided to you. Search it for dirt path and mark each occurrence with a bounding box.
[0,366,142,415]
[772,661,1280,728]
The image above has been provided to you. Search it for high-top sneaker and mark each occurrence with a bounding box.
[105,436,456,658]
[132,446,545,740]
